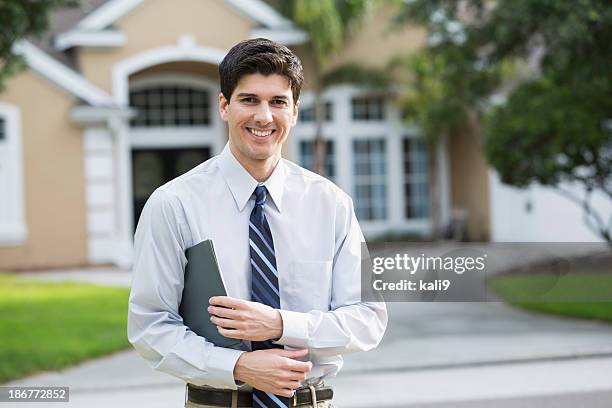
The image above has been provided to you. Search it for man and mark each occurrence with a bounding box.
[128,38,387,408]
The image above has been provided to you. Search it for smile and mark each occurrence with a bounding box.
[246,127,276,138]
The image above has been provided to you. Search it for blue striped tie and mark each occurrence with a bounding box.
[249,186,290,408]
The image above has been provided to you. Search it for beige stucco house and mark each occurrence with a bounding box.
[0,0,495,270]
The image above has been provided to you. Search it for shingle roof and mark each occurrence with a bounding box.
[28,0,110,70]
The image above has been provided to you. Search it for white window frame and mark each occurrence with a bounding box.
[128,74,225,152]
[0,102,27,245]
[352,138,389,221]
[297,138,336,181]
[402,135,430,220]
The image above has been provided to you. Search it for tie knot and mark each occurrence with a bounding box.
[253,185,267,206]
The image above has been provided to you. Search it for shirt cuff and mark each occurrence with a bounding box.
[207,347,245,390]
[274,309,310,348]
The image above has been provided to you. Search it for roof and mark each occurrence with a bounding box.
[29,0,111,70]
[15,0,306,108]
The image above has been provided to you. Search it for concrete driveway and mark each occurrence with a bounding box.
[5,244,612,407]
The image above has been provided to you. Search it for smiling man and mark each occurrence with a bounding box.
[128,38,387,408]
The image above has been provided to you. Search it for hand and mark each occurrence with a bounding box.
[234,348,312,397]
[208,296,283,342]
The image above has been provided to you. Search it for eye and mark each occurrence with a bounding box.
[271,99,288,106]
[241,97,257,104]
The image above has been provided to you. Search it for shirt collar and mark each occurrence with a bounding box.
[217,143,286,213]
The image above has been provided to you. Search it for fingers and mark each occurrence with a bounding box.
[208,305,241,319]
[209,296,246,309]
[277,388,296,398]
[286,359,312,373]
[210,315,242,329]
[217,326,242,339]
[276,348,309,359]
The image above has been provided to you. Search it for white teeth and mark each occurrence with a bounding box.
[248,128,273,137]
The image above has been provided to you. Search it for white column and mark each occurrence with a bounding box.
[437,134,451,230]
[109,115,134,269]
[84,126,116,263]
[387,105,404,232]
[334,87,352,195]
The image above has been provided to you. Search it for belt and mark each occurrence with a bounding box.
[187,383,334,407]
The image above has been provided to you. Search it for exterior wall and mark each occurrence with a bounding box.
[293,4,427,92]
[449,127,491,241]
[0,71,87,270]
[324,4,427,71]
[489,173,611,242]
[77,0,253,94]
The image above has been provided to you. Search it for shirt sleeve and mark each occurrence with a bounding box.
[127,189,244,389]
[274,192,388,354]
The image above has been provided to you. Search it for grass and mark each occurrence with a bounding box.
[0,273,131,383]
[489,272,612,323]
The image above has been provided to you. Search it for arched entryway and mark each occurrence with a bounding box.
[127,62,225,230]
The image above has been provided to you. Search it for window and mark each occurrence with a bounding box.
[129,86,211,127]
[299,140,335,179]
[0,103,27,245]
[403,138,430,219]
[353,139,387,221]
[298,102,333,123]
[351,96,385,121]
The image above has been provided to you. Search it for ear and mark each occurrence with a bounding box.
[218,92,229,122]
[291,99,300,127]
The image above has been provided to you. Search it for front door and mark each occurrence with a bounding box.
[132,147,211,231]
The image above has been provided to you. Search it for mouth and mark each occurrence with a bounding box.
[245,127,276,140]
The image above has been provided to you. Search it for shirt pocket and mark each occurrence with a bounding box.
[284,260,332,313]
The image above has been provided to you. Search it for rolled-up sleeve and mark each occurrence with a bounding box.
[275,193,388,354]
[127,189,244,389]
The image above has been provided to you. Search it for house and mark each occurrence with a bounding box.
[0,0,604,271]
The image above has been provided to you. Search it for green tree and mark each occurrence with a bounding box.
[273,0,379,174]
[0,0,77,91]
[396,0,612,243]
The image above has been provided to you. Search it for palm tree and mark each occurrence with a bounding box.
[275,0,377,175]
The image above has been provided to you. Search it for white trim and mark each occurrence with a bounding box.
[127,73,224,150]
[0,102,27,246]
[130,128,219,149]
[129,73,219,91]
[437,135,451,229]
[110,52,229,265]
[77,0,144,30]
[112,43,228,106]
[249,28,309,45]
[13,40,115,106]
[70,0,293,34]
[291,85,438,239]
[70,106,135,124]
[54,29,126,51]
[224,0,293,28]
[73,0,295,32]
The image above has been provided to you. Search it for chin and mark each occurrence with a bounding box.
[248,146,277,161]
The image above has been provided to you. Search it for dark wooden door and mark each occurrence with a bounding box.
[132,147,211,231]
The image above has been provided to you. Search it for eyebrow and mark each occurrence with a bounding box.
[236,93,289,100]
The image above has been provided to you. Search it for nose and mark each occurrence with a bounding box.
[253,101,273,125]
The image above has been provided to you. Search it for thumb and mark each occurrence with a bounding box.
[276,348,309,359]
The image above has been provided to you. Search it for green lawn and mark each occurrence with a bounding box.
[490,272,612,322]
[0,273,131,383]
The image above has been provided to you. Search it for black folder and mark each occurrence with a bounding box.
[179,239,244,350]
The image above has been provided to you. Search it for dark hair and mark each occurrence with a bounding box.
[219,38,304,103]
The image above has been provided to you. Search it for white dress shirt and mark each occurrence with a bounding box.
[127,143,387,390]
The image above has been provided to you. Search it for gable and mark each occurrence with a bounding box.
[76,0,256,93]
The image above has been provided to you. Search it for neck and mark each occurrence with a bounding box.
[229,143,280,182]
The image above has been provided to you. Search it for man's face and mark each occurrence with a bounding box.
[219,73,299,165]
